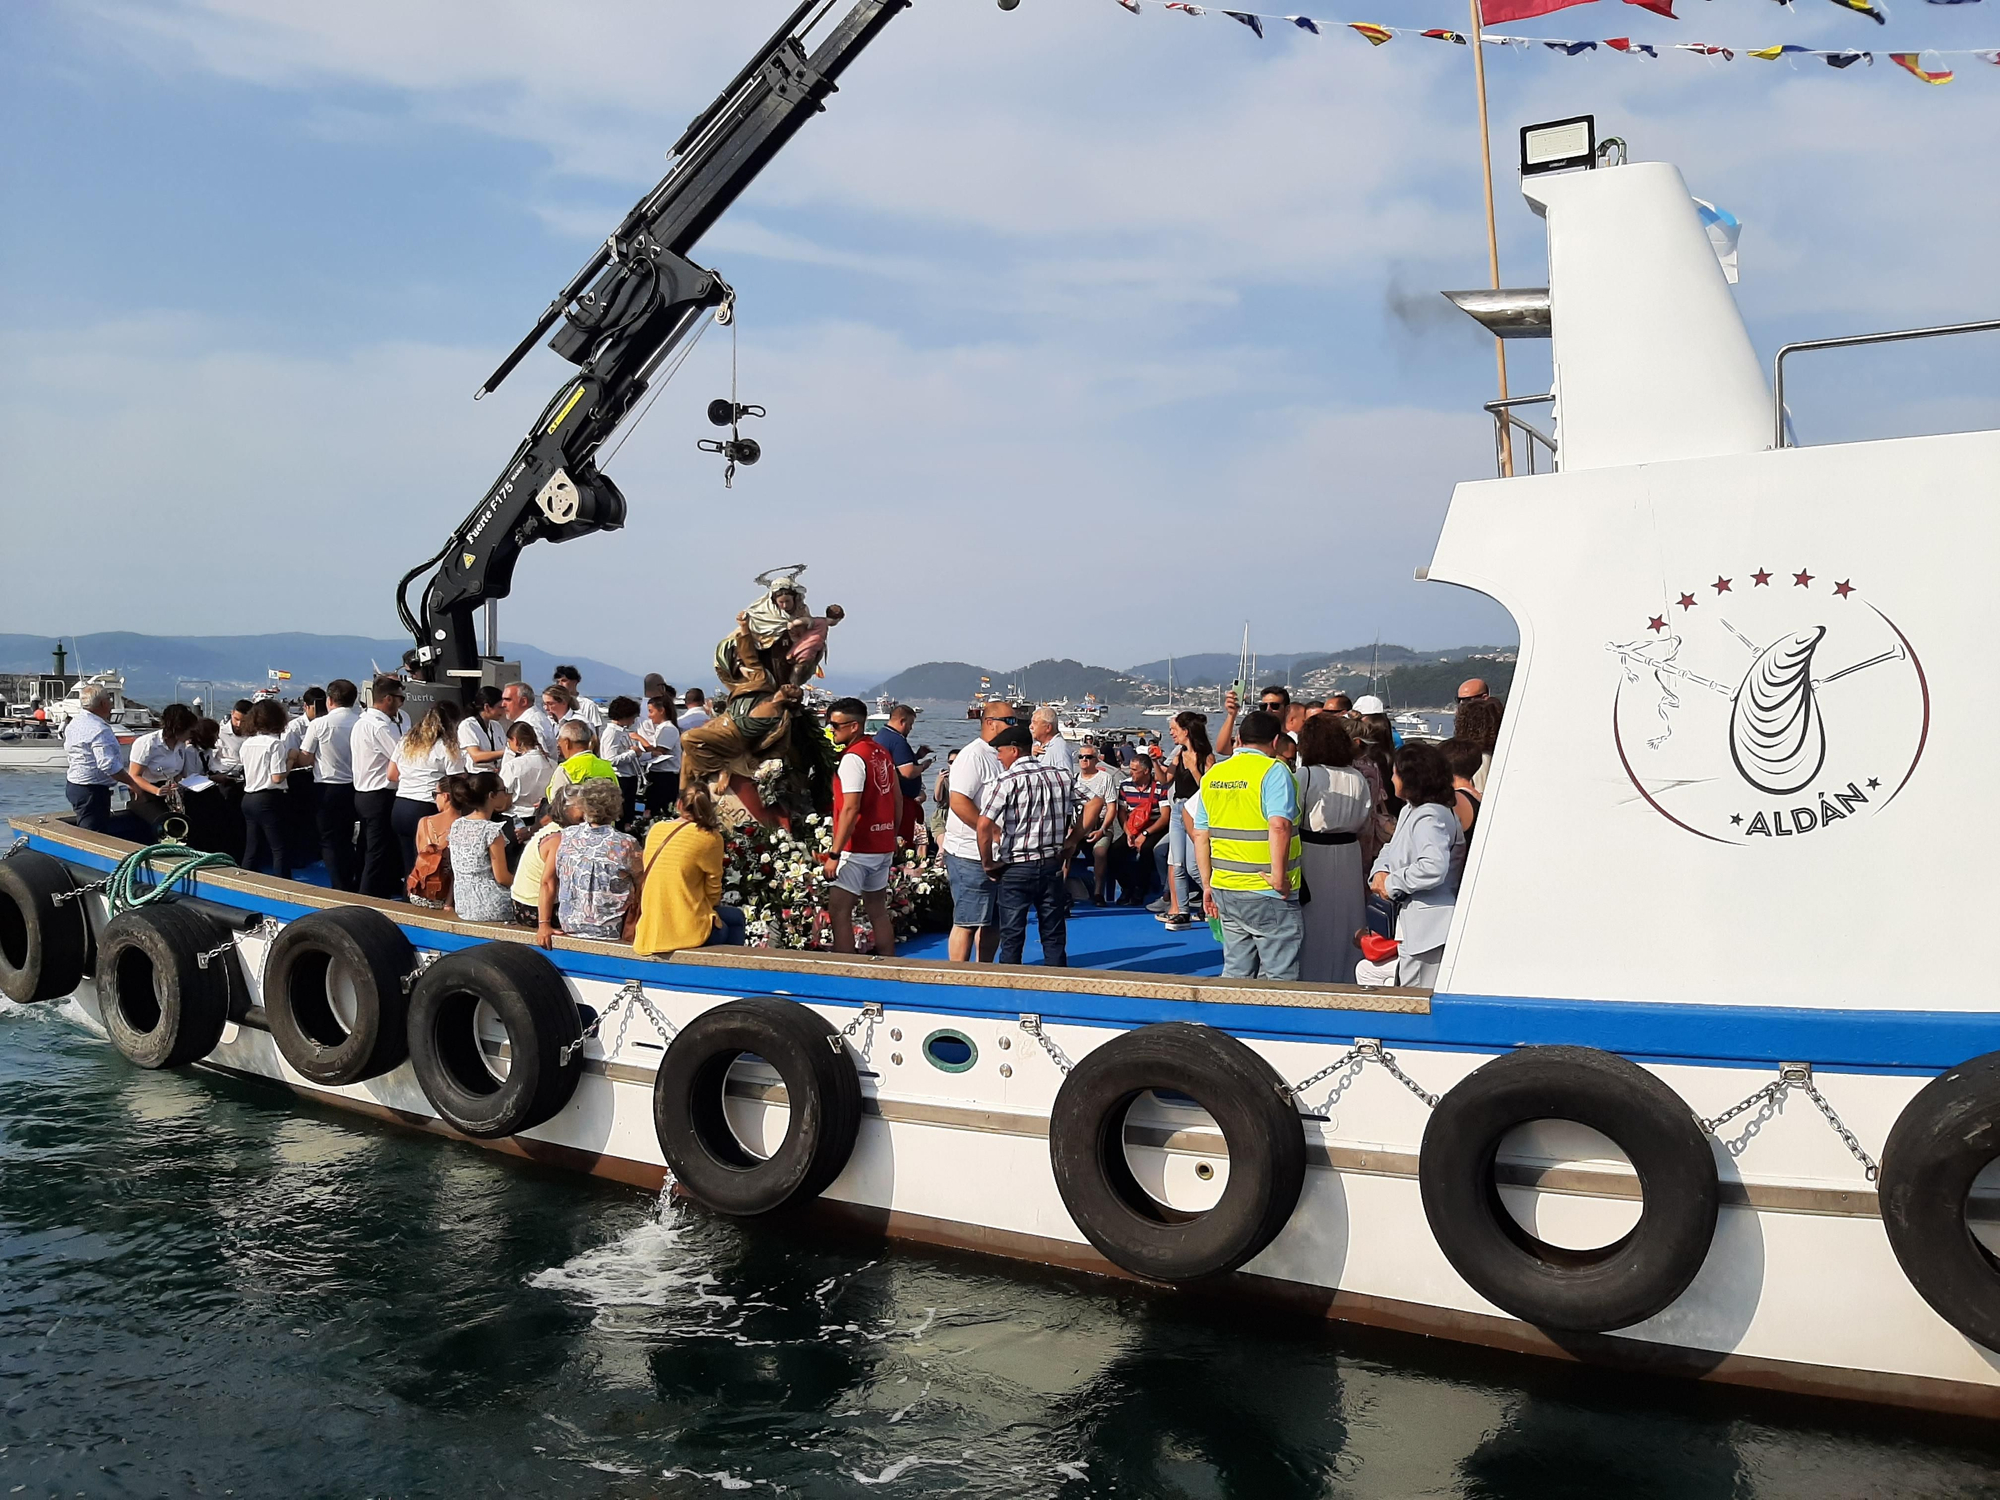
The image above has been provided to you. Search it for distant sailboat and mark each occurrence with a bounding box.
[1142,655,1179,717]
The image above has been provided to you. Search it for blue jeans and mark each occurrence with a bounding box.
[995,855,1068,967]
[705,903,747,947]
[1212,888,1304,981]
[945,852,999,929]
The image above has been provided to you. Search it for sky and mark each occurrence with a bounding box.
[2,0,1995,684]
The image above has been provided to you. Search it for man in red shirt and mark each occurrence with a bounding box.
[819,698,903,956]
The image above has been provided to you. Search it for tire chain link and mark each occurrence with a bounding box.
[1700,1061,1880,1182]
[560,979,678,1068]
[1283,1037,1439,1111]
[1018,1014,1074,1075]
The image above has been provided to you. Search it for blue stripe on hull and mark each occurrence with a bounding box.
[37,835,1999,1075]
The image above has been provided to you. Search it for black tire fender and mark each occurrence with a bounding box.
[1880,1050,2000,1352]
[0,850,90,1005]
[406,942,582,1138]
[1049,1021,1306,1283]
[653,997,863,1217]
[97,903,233,1069]
[264,907,416,1085]
[1419,1045,1719,1332]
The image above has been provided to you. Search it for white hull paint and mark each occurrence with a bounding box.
[15,829,1994,1420]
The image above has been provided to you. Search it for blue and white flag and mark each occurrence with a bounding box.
[1693,198,1742,284]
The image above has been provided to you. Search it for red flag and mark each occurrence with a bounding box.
[1479,0,1594,25]
[1625,0,1676,16]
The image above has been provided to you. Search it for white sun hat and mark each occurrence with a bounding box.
[1351,695,1386,714]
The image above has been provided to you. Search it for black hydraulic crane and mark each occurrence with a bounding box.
[396,0,910,697]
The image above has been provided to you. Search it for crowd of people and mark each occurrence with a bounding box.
[59,665,742,957]
[933,681,1504,987]
[60,661,1505,989]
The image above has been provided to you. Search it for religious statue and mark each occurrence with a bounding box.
[681,565,843,829]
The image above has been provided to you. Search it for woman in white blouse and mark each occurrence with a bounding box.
[239,699,304,877]
[1294,714,1375,984]
[391,701,464,882]
[127,703,203,840]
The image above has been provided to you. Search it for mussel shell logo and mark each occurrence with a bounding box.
[1609,569,1927,845]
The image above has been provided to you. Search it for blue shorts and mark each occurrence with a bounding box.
[945,852,998,929]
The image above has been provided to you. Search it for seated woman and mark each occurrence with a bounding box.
[538,778,643,945]
[511,785,579,927]
[633,782,747,956]
[1368,742,1467,990]
[446,770,516,924]
[406,777,461,909]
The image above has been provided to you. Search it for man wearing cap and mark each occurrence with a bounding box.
[1191,709,1303,980]
[943,701,1016,962]
[977,725,1084,967]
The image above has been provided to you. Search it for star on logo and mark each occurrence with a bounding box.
[1730,813,1743,826]
[1866,778,1880,790]
[1647,615,1668,634]
[1713,576,1732,594]
[1793,569,1814,588]
[1751,569,1772,586]
[1833,580,1856,599]
[1677,593,1698,611]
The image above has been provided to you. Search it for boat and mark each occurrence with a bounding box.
[7,148,2000,1418]
[0,647,153,769]
[1140,657,1181,719]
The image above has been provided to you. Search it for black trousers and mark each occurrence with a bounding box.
[353,788,401,899]
[391,797,428,885]
[617,775,638,827]
[284,769,317,871]
[241,789,291,878]
[644,769,679,816]
[316,782,358,891]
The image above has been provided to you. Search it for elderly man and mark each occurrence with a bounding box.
[1324,692,1353,715]
[1073,741,1122,904]
[62,686,142,833]
[978,725,1084,967]
[1029,706,1078,780]
[502,681,558,758]
[547,720,617,806]
[1457,678,1491,706]
[873,704,927,849]
[552,665,605,731]
[1192,709,1303,980]
[942,700,1017,963]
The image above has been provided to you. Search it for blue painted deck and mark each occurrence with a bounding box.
[898,897,1224,976]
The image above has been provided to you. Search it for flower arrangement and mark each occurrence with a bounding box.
[720,814,951,951]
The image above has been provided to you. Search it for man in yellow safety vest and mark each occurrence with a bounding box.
[1190,708,1303,980]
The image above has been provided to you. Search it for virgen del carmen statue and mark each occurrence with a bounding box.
[680,564,844,831]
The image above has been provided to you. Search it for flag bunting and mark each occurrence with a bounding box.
[1102,0,1996,81]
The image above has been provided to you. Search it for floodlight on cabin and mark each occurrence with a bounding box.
[1520,116,1596,177]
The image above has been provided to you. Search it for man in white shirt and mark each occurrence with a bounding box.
[636,694,682,816]
[501,681,558,759]
[552,666,605,732]
[349,676,409,898]
[943,701,1017,963]
[282,687,325,871]
[676,688,711,732]
[459,686,508,768]
[62,686,141,833]
[303,678,363,891]
[213,700,253,776]
[1030,707,1078,779]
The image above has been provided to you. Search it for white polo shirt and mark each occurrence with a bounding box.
[568,694,606,731]
[459,714,505,762]
[129,730,201,788]
[240,733,291,793]
[637,717,681,772]
[303,705,361,785]
[516,705,559,759]
[677,706,711,732]
[943,736,1004,861]
[350,708,406,794]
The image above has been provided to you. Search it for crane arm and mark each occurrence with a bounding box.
[401,0,911,687]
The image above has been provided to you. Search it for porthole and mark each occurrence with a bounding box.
[922,1028,979,1074]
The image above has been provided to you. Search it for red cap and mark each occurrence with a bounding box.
[1359,933,1400,964]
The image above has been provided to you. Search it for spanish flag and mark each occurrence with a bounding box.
[1349,21,1394,43]
[1890,52,1954,83]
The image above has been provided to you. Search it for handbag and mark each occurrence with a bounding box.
[1365,888,1406,940]
[625,819,690,943]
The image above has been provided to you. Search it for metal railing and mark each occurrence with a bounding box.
[1485,394,1557,477]
[1774,317,2000,449]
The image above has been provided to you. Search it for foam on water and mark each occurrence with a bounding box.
[527,1199,697,1312]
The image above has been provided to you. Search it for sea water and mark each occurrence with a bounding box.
[3,771,1999,1497]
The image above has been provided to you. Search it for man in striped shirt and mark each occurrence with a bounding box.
[977,726,1085,967]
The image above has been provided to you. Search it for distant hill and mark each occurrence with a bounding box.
[1367,657,1516,710]
[873,658,1155,704]
[0,633,644,706]
[1126,643,1514,688]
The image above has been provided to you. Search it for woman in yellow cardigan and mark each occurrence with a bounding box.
[633,782,748,954]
